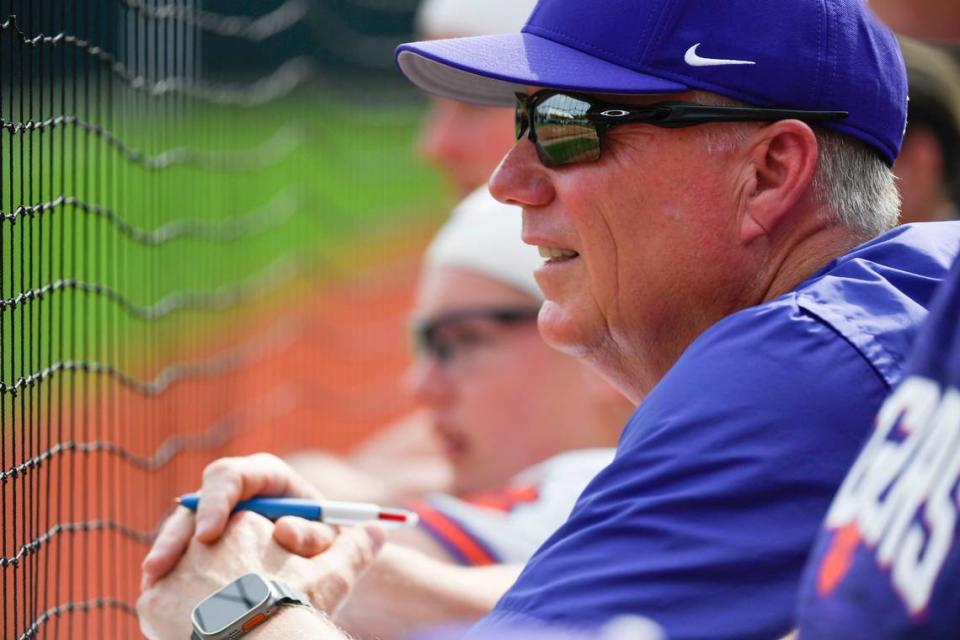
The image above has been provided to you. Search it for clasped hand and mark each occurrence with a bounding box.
[136,453,386,640]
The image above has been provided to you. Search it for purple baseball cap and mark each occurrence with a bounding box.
[396,0,908,164]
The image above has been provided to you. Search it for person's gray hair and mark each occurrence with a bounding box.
[694,92,901,240]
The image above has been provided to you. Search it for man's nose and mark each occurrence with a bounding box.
[404,358,453,407]
[489,138,556,209]
[418,103,461,168]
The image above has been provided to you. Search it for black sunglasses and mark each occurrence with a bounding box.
[515,90,849,167]
[411,306,541,365]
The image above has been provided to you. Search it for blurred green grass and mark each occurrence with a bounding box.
[0,92,447,383]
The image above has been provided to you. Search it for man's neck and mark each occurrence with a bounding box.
[611,225,871,403]
[761,225,865,303]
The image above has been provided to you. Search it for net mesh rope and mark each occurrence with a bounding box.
[0,1,442,637]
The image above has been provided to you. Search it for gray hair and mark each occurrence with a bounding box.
[695,92,901,240]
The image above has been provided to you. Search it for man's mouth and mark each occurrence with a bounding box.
[538,246,580,263]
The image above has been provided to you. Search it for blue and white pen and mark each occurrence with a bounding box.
[176,493,420,528]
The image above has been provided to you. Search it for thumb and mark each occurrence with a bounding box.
[307,524,387,612]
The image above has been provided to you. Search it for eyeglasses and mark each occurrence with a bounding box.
[411,306,541,366]
[515,90,849,167]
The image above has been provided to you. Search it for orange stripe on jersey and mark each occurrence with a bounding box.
[817,522,863,596]
[408,500,498,566]
[465,484,540,512]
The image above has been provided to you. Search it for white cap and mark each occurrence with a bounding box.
[415,0,538,38]
[425,187,543,300]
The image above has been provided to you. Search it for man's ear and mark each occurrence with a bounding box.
[738,120,819,243]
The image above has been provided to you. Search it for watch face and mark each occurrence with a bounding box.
[192,574,271,634]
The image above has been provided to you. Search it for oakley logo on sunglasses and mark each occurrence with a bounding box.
[684,43,757,67]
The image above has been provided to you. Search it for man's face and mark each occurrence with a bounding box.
[869,0,960,41]
[491,91,750,401]
[418,97,518,197]
[894,127,950,223]
[407,265,603,494]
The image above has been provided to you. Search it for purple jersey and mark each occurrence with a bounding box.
[797,256,960,639]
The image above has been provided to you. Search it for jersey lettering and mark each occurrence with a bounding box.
[819,376,960,614]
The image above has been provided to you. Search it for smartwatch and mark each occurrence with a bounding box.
[190,573,313,639]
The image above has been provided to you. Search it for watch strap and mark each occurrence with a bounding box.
[191,633,202,640]
[271,580,312,608]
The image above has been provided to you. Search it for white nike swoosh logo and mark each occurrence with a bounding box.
[684,43,756,67]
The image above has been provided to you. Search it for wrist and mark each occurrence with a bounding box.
[248,606,336,639]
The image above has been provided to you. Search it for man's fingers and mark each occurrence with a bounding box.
[195,453,322,542]
[307,524,387,611]
[274,516,336,556]
[324,525,387,577]
[141,508,195,590]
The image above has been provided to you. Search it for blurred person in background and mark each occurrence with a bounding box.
[332,192,630,638]
[415,0,533,197]
[870,0,960,43]
[895,38,960,224]
[284,9,630,634]
[289,0,543,502]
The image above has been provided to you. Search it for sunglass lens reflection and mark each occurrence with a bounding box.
[533,94,601,166]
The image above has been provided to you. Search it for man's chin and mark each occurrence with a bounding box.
[537,300,596,360]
